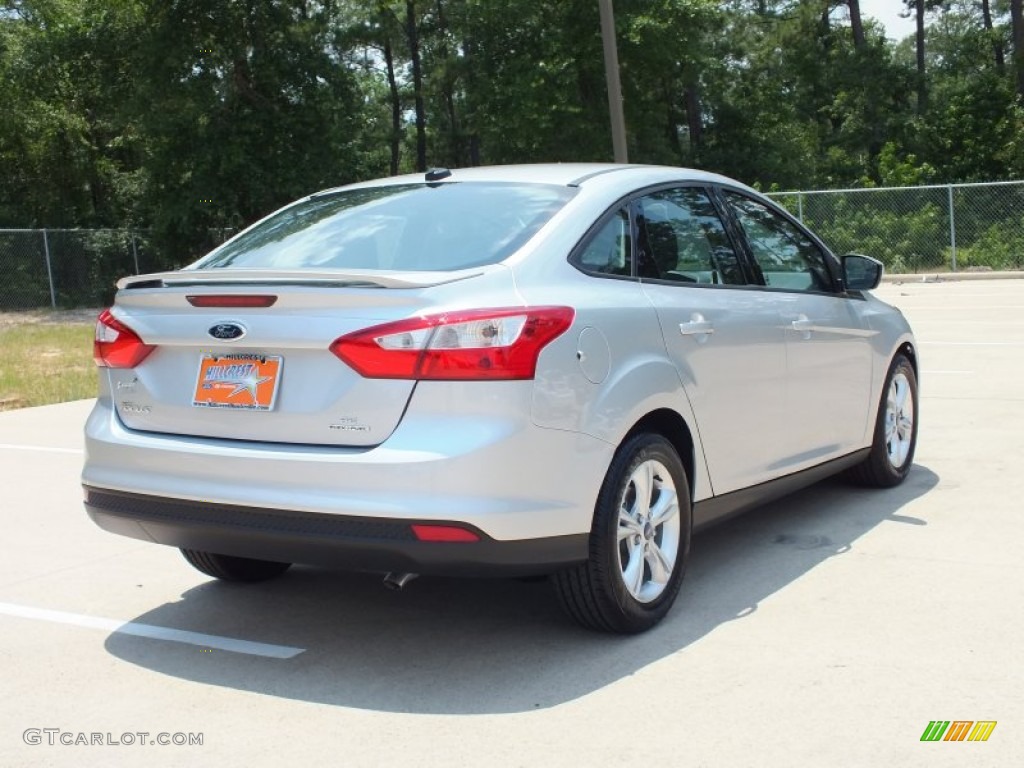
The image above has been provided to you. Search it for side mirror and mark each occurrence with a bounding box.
[842,253,883,291]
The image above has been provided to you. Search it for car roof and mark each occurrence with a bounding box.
[316,163,758,196]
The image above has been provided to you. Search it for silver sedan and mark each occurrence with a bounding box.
[83,164,918,633]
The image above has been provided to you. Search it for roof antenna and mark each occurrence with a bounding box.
[425,167,452,182]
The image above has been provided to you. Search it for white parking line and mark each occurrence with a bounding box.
[921,370,974,374]
[0,443,83,454]
[886,305,1024,310]
[0,602,305,659]
[920,341,1024,346]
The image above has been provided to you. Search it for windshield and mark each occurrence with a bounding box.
[191,182,576,272]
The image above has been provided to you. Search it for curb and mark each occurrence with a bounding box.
[881,270,1024,283]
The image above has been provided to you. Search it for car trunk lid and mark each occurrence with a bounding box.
[102,267,508,447]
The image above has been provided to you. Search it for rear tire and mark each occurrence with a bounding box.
[553,433,692,634]
[846,353,918,488]
[180,549,292,582]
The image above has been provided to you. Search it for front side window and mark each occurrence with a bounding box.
[191,182,577,273]
[725,192,834,292]
[635,187,745,285]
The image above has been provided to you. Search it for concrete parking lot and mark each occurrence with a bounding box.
[1,279,1022,767]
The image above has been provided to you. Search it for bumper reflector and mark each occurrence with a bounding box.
[410,525,480,543]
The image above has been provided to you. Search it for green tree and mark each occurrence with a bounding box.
[913,1,1023,180]
[2,0,1023,266]
[0,0,146,227]
[452,0,612,164]
[131,0,366,260]
[1012,0,1024,97]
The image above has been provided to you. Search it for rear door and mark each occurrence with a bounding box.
[635,186,790,495]
[720,190,875,467]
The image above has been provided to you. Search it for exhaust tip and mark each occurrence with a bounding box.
[383,572,419,591]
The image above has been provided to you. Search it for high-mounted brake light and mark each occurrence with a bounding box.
[93,309,155,368]
[330,307,574,380]
[186,295,277,308]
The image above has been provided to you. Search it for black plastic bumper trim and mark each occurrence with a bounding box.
[83,486,589,577]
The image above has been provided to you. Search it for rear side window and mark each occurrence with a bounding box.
[191,183,576,272]
[572,208,632,276]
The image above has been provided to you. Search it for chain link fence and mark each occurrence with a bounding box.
[0,229,234,311]
[768,180,1024,274]
[3,181,1023,309]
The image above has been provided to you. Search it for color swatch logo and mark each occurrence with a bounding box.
[920,721,997,742]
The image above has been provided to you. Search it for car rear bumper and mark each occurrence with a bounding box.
[84,486,588,576]
[82,383,614,562]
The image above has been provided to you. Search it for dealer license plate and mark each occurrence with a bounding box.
[192,354,282,411]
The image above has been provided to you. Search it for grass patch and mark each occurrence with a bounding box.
[0,323,96,410]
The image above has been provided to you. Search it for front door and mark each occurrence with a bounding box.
[722,191,875,469]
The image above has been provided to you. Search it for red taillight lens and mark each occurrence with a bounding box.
[186,294,277,308]
[330,307,574,380]
[411,524,481,543]
[93,309,156,368]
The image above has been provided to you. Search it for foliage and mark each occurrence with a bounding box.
[951,222,1024,270]
[1,0,1024,272]
[802,192,948,272]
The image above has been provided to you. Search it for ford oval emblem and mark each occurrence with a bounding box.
[208,322,246,341]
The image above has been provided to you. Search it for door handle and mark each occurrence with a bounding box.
[791,314,812,340]
[679,313,714,343]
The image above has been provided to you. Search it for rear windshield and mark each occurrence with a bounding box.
[190,182,576,272]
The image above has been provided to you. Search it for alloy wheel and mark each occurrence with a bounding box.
[885,371,915,469]
[616,459,681,603]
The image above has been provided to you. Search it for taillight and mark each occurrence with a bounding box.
[93,309,155,368]
[330,307,574,380]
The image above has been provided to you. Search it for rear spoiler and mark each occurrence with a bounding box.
[117,268,487,291]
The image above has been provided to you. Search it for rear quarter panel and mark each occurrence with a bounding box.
[521,267,714,502]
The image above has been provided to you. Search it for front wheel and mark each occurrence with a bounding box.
[847,353,918,487]
[553,433,692,633]
[180,549,292,582]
